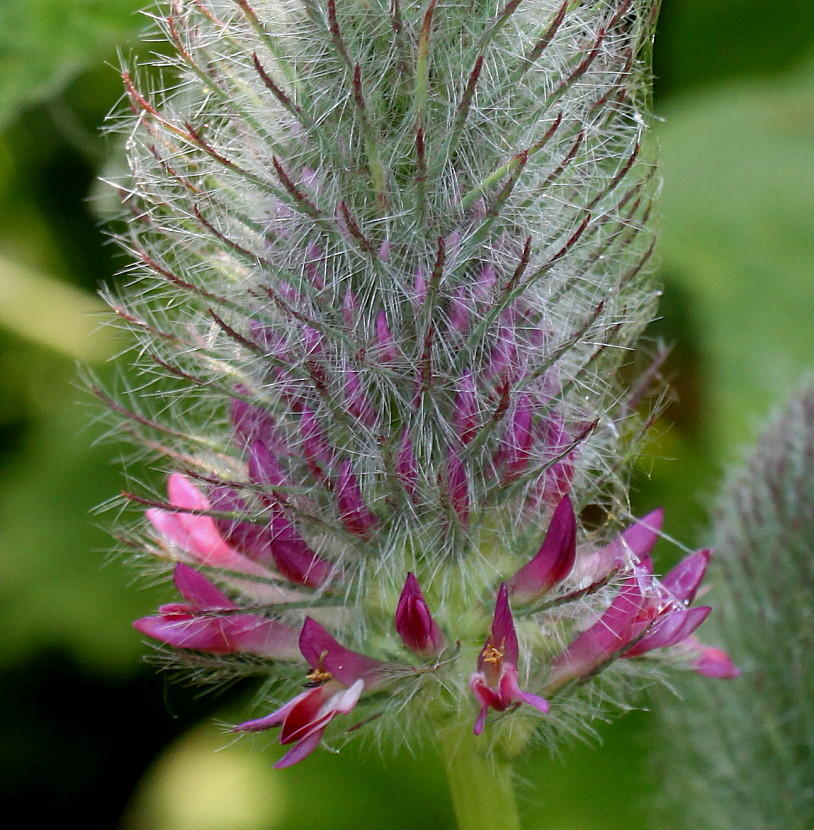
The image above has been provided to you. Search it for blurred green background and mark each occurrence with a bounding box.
[0,1,811,827]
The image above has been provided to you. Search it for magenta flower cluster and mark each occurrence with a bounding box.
[136,463,736,767]
[105,0,739,771]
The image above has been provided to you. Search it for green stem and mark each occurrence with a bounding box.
[439,726,522,830]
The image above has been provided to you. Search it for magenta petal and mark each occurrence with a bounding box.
[487,323,517,381]
[661,549,711,604]
[448,288,470,336]
[664,605,711,646]
[396,429,419,500]
[342,289,360,328]
[336,459,378,537]
[576,508,664,583]
[248,439,291,490]
[446,450,470,526]
[236,687,322,734]
[228,616,303,659]
[301,407,335,479]
[230,398,280,450]
[134,607,300,658]
[274,730,326,769]
[612,508,664,561]
[209,487,334,587]
[374,311,400,364]
[453,371,479,445]
[499,664,549,716]
[481,584,519,669]
[507,496,577,603]
[395,573,445,655]
[298,618,387,686]
[304,242,325,289]
[266,510,336,588]
[498,396,534,482]
[692,645,741,679]
[173,563,233,608]
[548,580,650,684]
[345,370,377,426]
[472,263,496,300]
[473,702,488,736]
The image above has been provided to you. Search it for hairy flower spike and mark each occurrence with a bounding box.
[107,0,731,769]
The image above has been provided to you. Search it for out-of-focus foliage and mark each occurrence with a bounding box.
[654,383,814,830]
[641,55,814,540]
[0,0,144,129]
[655,0,814,93]
[0,0,812,827]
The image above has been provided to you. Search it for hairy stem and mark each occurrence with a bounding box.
[439,725,522,830]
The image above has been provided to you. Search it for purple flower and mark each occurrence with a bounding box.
[336,459,379,537]
[395,573,445,656]
[572,507,664,585]
[546,577,656,688]
[234,618,388,767]
[134,563,300,658]
[507,496,577,603]
[470,584,549,735]
[147,474,274,578]
[547,548,737,687]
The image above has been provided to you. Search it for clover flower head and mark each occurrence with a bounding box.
[102,0,736,768]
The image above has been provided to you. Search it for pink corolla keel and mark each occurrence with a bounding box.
[147,474,272,577]
[336,459,379,537]
[209,484,337,589]
[237,681,365,769]
[133,563,300,658]
[546,577,656,687]
[573,507,664,585]
[506,496,577,603]
[470,584,549,736]
[688,640,741,679]
[235,618,388,767]
[395,573,445,656]
[548,548,738,687]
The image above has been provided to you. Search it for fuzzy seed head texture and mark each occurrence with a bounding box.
[654,383,814,830]
[100,0,732,765]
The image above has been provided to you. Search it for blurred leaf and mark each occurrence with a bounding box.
[0,256,115,361]
[656,0,814,94]
[0,358,162,673]
[655,56,814,461]
[0,0,145,130]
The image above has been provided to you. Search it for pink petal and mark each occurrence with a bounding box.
[336,459,378,537]
[453,371,479,445]
[507,496,577,602]
[446,450,469,527]
[661,549,711,604]
[498,396,534,482]
[344,369,377,426]
[692,645,740,679]
[374,311,400,364]
[396,429,419,500]
[575,508,664,584]
[395,573,445,655]
[173,563,234,608]
[298,618,387,686]
[479,584,519,670]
